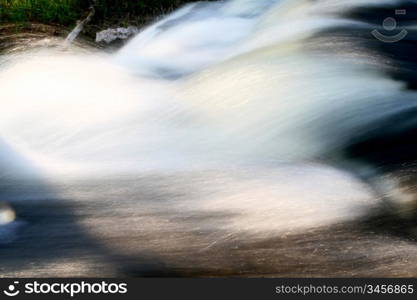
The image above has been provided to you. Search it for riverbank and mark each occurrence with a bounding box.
[0,0,204,40]
[0,1,206,51]
[0,23,101,54]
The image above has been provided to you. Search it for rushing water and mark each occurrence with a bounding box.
[0,0,417,276]
[0,0,410,176]
[0,0,410,222]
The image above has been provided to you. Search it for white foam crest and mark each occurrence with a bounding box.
[0,0,411,236]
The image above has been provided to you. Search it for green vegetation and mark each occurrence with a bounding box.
[0,0,198,27]
[94,1,194,26]
[0,0,83,25]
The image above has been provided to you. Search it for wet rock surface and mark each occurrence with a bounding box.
[96,26,139,44]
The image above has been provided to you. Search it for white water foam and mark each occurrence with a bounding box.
[0,0,408,234]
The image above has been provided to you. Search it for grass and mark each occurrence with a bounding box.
[0,0,200,27]
[0,0,83,25]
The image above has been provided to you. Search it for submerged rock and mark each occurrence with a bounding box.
[95,27,139,44]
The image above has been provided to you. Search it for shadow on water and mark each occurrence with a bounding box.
[0,139,175,276]
[2,170,417,277]
[0,199,183,277]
